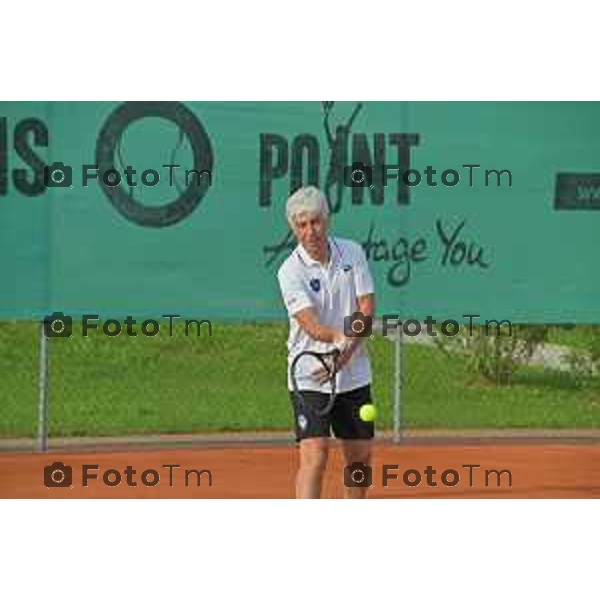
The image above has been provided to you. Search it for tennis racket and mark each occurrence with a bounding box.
[290,349,340,417]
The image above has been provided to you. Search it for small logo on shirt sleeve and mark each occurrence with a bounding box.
[309,278,321,292]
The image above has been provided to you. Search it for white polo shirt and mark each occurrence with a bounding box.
[277,236,375,393]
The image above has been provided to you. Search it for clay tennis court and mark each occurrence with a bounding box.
[1,441,599,498]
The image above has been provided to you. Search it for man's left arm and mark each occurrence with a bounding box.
[337,292,375,369]
[337,243,376,369]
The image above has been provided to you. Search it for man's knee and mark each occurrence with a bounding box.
[342,440,372,465]
[299,438,330,471]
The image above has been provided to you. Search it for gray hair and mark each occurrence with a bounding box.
[286,186,329,226]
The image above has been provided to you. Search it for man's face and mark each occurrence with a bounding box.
[292,211,329,257]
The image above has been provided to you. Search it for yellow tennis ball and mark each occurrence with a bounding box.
[359,403,377,422]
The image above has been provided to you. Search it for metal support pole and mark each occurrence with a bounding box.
[392,326,403,444]
[37,322,49,452]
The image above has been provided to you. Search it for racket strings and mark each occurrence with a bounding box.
[291,350,340,417]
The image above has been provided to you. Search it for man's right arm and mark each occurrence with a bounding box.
[277,266,346,346]
[293,307,347,346]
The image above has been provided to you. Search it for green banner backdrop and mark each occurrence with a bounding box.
[0,101,598,322]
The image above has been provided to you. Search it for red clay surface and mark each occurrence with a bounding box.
[1,442,599,498]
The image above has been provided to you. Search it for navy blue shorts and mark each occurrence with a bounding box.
[289,384,375,442]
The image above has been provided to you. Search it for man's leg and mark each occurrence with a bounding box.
[296,437,330,499]
[331,385,375,499]
[341,439,373,499]
[289,388,332,499]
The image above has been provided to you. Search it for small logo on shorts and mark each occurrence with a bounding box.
[298,414,308,430]
[343,264,352,272]
[309,278,321,292]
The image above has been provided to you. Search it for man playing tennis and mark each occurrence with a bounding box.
[277,186,376,499]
